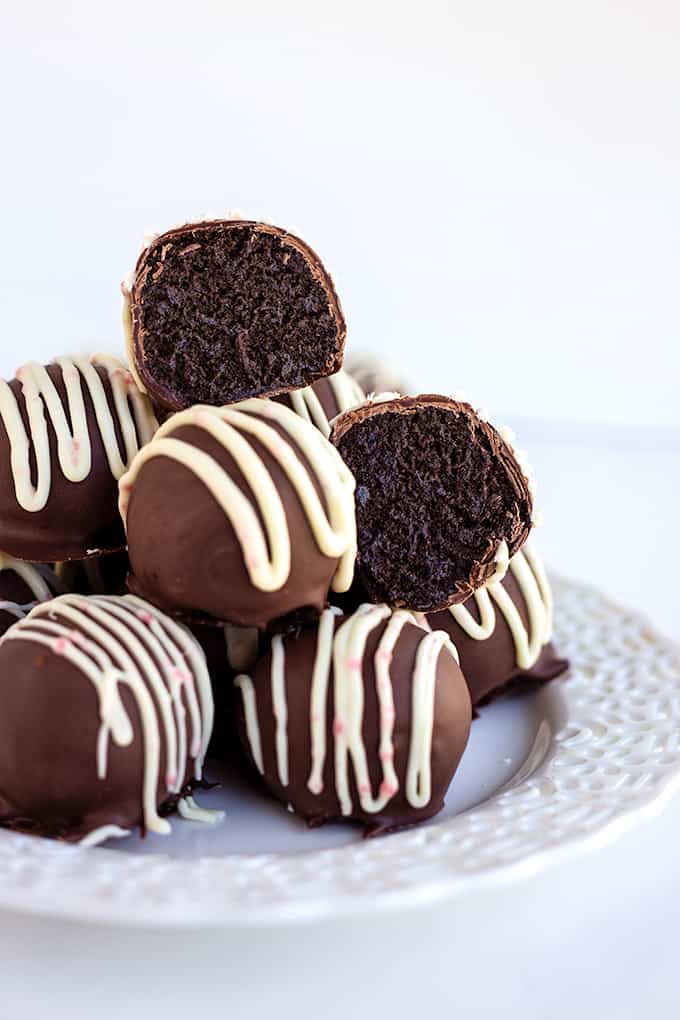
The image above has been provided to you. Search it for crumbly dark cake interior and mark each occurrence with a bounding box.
[336,405,529,610]
[136,224,341,405]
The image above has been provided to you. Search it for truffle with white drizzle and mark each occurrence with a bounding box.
[428,544,569,706]
[120,398,357,629]
[234,604,471,834]
[273,369,365,439]
[0,593,221,844]
[0,355,158,561]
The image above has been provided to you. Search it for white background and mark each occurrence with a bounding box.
[1,0,679,434]
[1,2,679,1017]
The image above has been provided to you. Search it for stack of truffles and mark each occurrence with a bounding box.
[0,218,567,845]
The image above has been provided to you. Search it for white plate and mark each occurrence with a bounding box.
[1,575,678,928]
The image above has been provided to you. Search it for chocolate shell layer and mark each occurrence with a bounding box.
[234,605,471,834]
[123,219,346,412]
[331,394,533,613]
[0,355,157,561]
[121,399,357,629]
[428,545,569,706]
[0,594,219,844]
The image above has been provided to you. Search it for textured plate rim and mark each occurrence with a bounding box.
[0,575,678,929]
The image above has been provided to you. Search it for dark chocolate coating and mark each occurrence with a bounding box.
[0,598,206,841]
[0,362,148,561]
[55,549,131,597]
[126,220,346,412]
[235,613,472,834]
[125,418,341,629]
[428,568,569,707]
[191,622,265,758]
[331,394,533,612]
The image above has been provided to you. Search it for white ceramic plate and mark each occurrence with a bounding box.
[1,574,678,928]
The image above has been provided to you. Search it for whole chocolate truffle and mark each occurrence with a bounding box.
[331,394,534,613]
[273,369,364,439]
[234,604,471,834]
[123,219,346,412]
[120,399,357,629]
[0,355,158,561]
[428,545,569,706]
[0,594,219,844]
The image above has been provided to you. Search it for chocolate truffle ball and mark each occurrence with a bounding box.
[0,593,219,844]
[428,545,569,706]
[273,369,365,439]
[121,398,357,629]
[234,604,472,834]
[0,354,158,561]
[330,394,534,613]
[122,219,346,412]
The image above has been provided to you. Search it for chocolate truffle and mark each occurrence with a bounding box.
[123,219,346,412]
[0,355,158,561]
[331,394,533,612]
[234,604,471,834]
[121,398,357,629]
[428,545,569,706]
[273,369,365,439]
[0,593,220,844]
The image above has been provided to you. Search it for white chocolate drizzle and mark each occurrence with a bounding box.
[235,605,459,817]
[286,370,365,438]
[447,545,552,669]
[0,553,53,604]
[119,398,357,594]
[0,355,157,513]
[0,593,218,840]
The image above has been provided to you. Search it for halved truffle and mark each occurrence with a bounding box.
[123,219,346,411]
[330,394,533,613]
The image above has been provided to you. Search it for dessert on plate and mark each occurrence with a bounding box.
[0,214,568,846]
